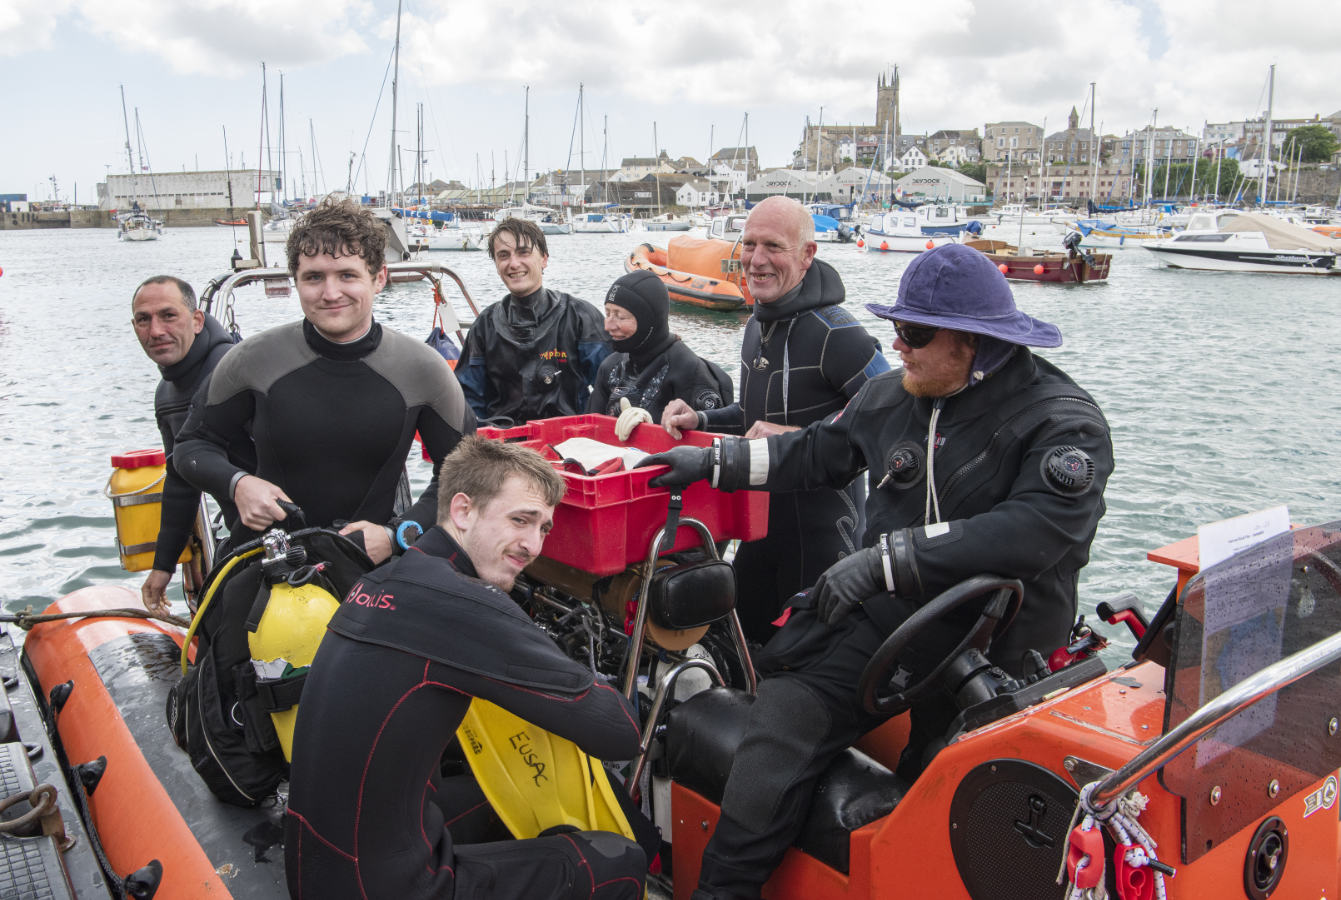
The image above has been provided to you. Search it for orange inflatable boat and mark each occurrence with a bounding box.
[625,235,754,311]
[8,517,1341,899]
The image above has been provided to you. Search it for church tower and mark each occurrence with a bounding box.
[876,67,900,166]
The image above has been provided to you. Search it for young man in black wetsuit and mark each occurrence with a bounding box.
[175,198,474,563]
[661,196,891,642]
[456,217,610,424]
[130,274,247,614]
[285,436,649,900]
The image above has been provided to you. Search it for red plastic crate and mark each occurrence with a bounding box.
[477,415,768,576]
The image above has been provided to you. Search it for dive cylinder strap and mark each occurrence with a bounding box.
[253,671,307,712]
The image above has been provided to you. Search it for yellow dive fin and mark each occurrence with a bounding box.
[456,698,636,841]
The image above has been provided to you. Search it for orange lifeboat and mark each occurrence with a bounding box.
[625,235,753,311]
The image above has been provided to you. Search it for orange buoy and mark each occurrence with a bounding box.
[998,263,1009,274]
[925,240,935,250]
[1033,264,1046,275]
[857,239,865,248]
[880,241,889,251]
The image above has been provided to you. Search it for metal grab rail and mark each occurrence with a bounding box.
[1087,628,1341,812]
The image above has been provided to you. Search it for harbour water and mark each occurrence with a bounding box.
[1,224,1338,658]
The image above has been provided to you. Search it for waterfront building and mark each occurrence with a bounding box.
[894,166,986,203]
[97,169,278,211]
[982,121,1043,163]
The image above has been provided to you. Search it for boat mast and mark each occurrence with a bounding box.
[278,72,287,204]
[262,63,274,204]
[653,120,661,216]
[523,85,530,204]
[1037,116,1046,211]
[309,119,322,198]
[812,106,824,204]
[1089,83,1098,204]
[1143,109,1157,206]
[1213,140,1223,203]
[119,85,138,208]
[1260,63,1274,206]
[579,83,585,211]
[222,125,241,223]
[1162,132,1173,200]
[1189,127,1201,203]
[387,0,402,207]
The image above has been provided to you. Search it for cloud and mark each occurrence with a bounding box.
[71,0,376,75]
[0,0,75,54]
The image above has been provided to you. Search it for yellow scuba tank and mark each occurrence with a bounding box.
[457,699,636,841]
[246,529,342,761]
[106,449,191,572]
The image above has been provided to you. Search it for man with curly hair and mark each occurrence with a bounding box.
[175,197,475,564]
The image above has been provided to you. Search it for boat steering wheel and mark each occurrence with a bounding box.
[858,575,1024,715]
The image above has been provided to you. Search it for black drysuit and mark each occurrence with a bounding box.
[699,258,889,640]
[697,348,1114,897]
[284,527,648,900]
[174,319,474,544]
[589,336,727,424]
[149,313,250,572]
[457,288,610,424]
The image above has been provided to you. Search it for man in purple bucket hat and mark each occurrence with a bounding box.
[642,243,1113,899]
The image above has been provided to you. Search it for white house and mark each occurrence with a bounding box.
[897,145,929,172]
[936,145,971,166]
[675,179,720,209]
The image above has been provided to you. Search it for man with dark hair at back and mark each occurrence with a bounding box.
[661,196,890,642]
[286,436,650,900]
[131,274,249,614]
[457,217,610,424]
[175,197,474,563]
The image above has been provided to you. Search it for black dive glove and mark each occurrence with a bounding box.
[640,446,713,489]
[810,536,894,625]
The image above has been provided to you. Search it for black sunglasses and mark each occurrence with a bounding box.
[893,321,939,349]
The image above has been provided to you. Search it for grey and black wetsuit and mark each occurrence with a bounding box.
[174,318,474,544]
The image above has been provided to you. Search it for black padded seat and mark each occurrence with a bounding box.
[664,686,909,874]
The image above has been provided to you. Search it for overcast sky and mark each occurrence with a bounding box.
[4,0,1338,203]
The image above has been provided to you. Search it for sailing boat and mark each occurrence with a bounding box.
[493,85,571,234]
[260,65,298,244]
[116,86,163,241]
[569,85,626,233]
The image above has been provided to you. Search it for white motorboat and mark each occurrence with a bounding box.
[1143,210,1341,274]
[117,211,162,242]
[423,224,486,252]
[494,204,571,235]
[570,211,629,233]
[706,213,748,242]
[858,205,975,253]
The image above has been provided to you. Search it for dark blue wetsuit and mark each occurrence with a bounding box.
[457,288,610,424]
[285,527,648,900]
[149,313,250,571]
[174,319,474,544]
[699,258,890,641]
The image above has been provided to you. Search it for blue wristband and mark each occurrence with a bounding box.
[395,519,423,551]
